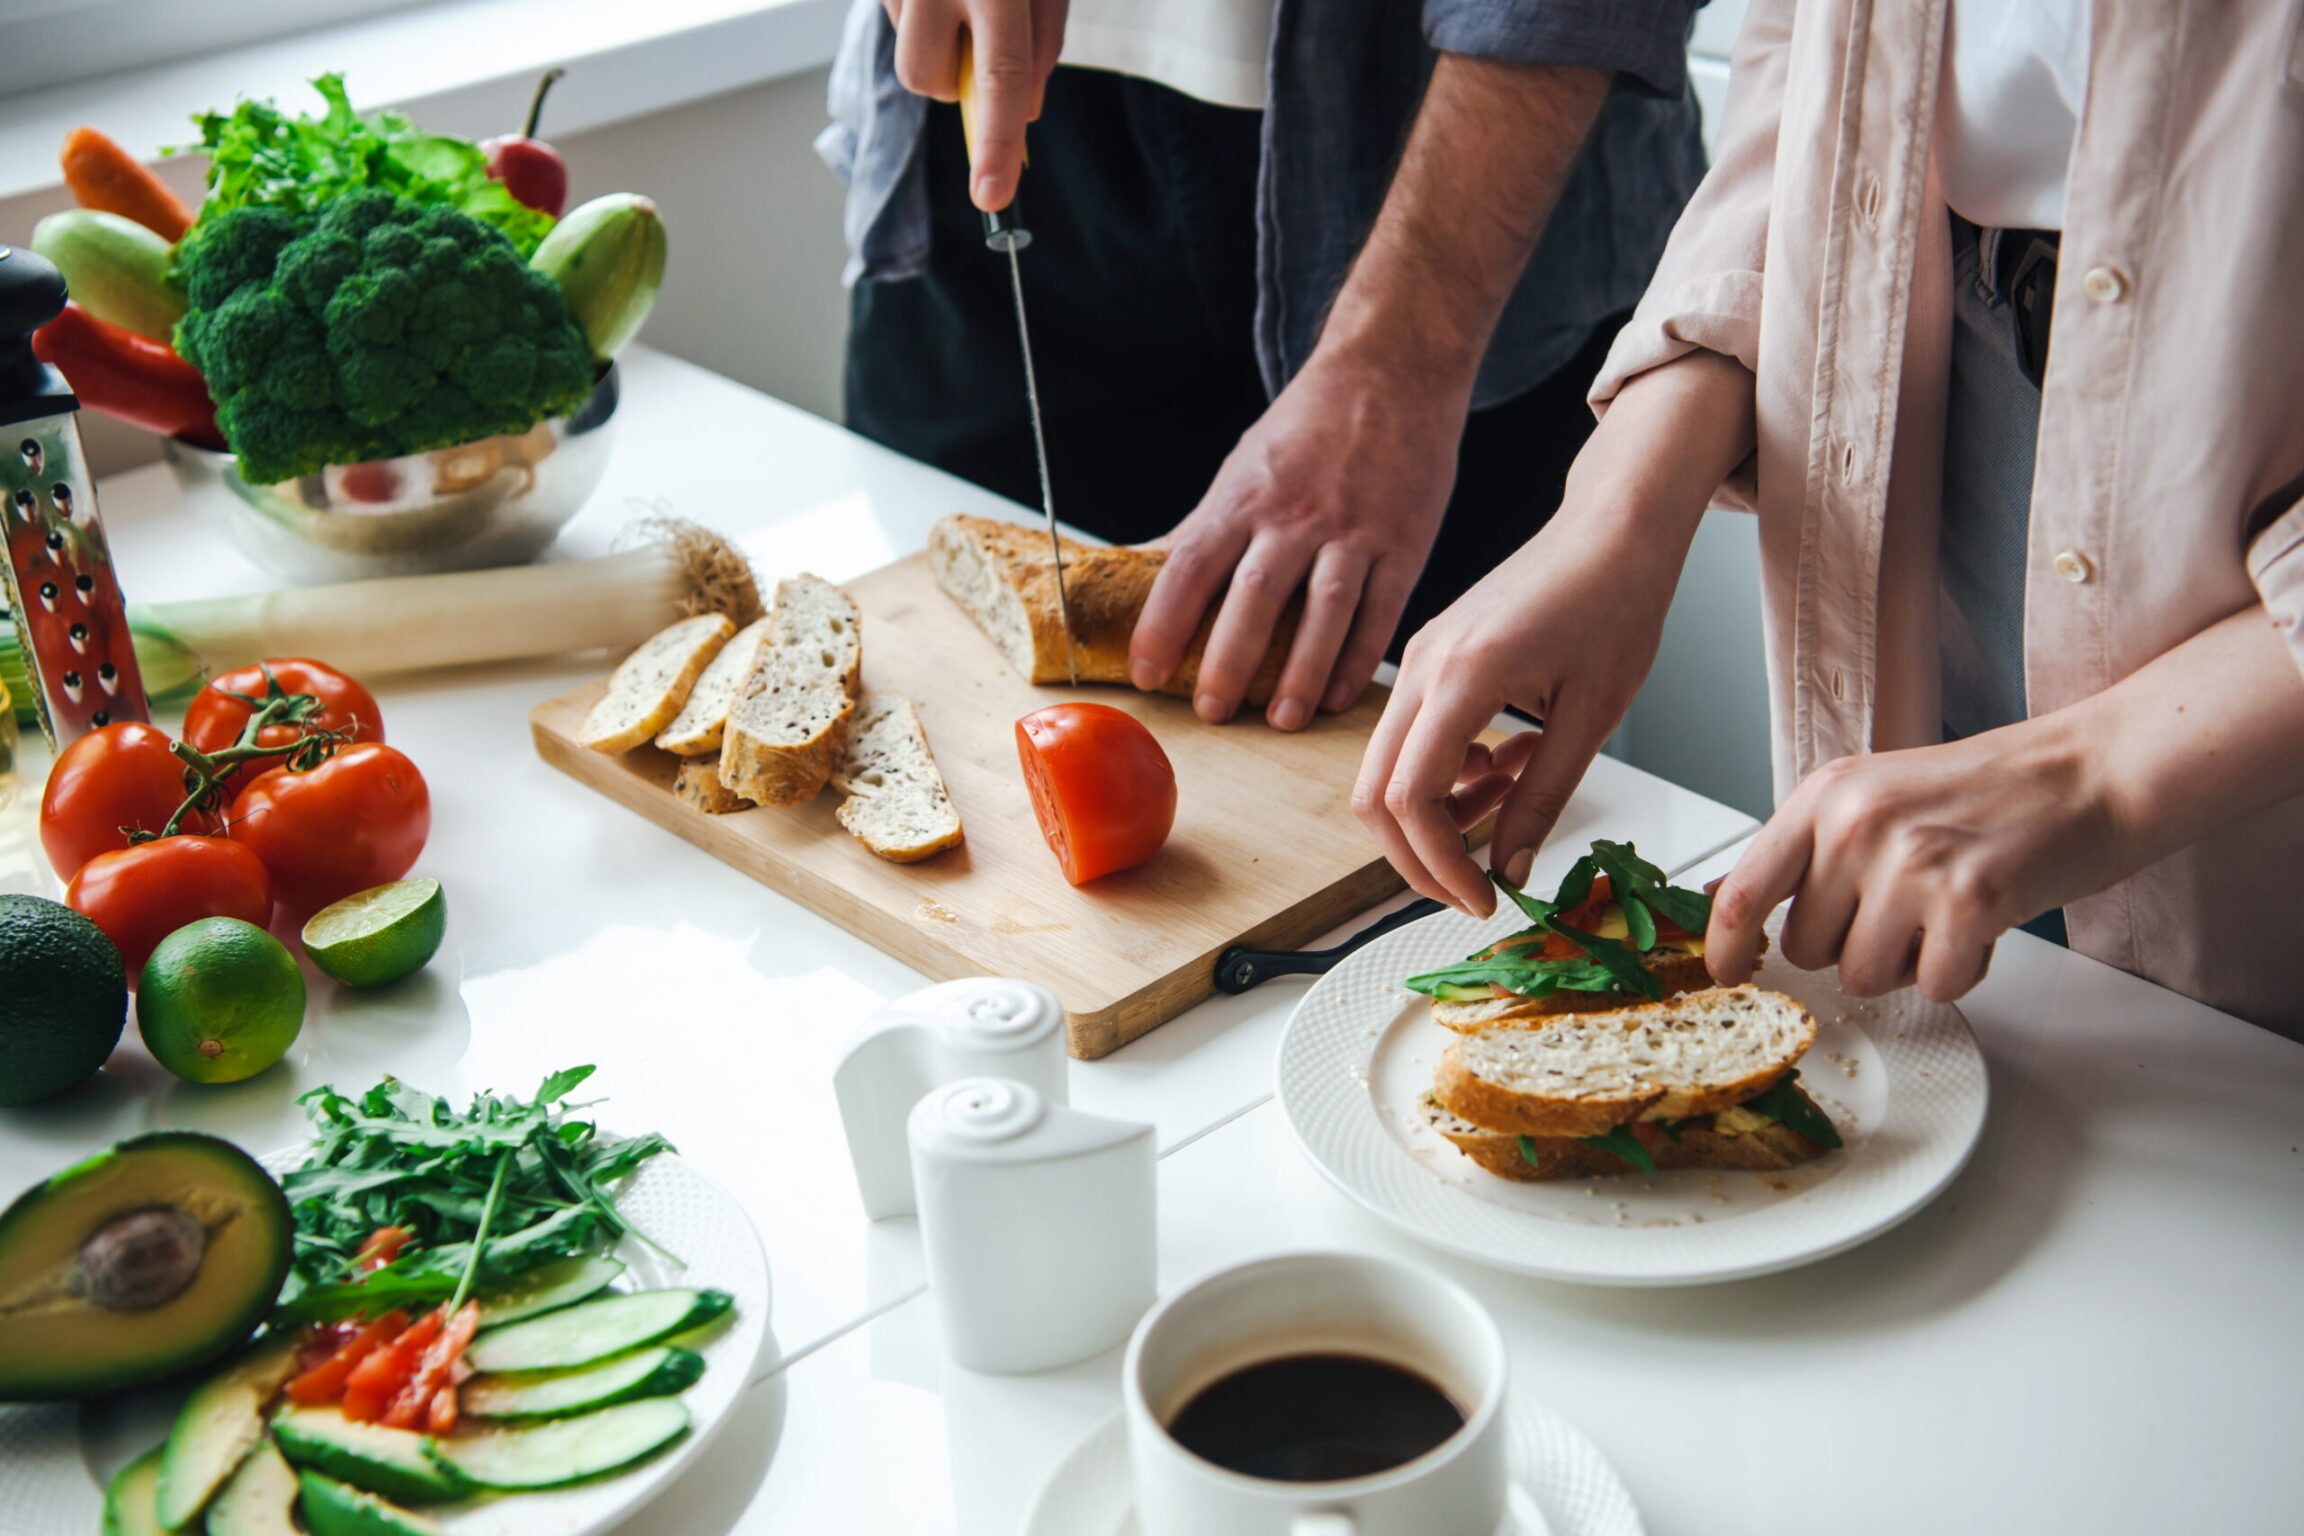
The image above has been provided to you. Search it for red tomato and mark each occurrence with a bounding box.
[39,721,206,879]
[183,659,384,797]
[343,1306,442,1424]
[230,743,430,913]
[65,835,272,977]
[286,1311,408,1406]
[1015,704,1177,885]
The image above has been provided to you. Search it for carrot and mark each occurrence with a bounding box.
[383,1302,480,1430]
[344,1307,443,1424]
[60,128,193,243]
[286,1310,408,1406]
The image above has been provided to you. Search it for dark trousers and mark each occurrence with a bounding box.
[846,67,1625,655]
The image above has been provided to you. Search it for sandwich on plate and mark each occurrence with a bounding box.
[1421,985,1844,1182]
[1404,840,1760,1032]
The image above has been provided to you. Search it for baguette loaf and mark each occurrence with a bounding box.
[833,694,964,862]
[719,574,863,806]
[675,757,754,814]
[581,614,736,753]
[1434,986,1817,1139]
[928,513,1297,706]
[1431,946,1735,1033]
[1420,1092,1832,1182]
[657,615,775,756]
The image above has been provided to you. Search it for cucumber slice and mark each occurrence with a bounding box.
[465,1289,731,1374]
[102,1447,166,1536]
[425,1399,689,1490]
[296,1470,445,1536]
[476,1254,626,1330]
[462,1345,705,1420]
[272,1407,470,1506]
[206,1440,299,1536]
[156,1332,301,1531]
[1432,982,1493,1002]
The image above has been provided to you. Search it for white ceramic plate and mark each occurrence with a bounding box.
[1022,1401,1642,1536]
[0,1150,770,1536]
[1276,906,1987,1287]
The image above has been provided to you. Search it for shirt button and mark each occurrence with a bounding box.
[2054,549,2095,584]
[2083,266,2130,304]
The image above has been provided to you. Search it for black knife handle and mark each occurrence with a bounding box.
[982,203,1031,254]
[1215,898,1447,995]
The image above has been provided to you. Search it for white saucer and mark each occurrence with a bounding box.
[1022,1402,1642,1536]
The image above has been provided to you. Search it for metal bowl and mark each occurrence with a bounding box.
[160,364,619,582]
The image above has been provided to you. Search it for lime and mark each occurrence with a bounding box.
[300,877,446,989]
[137,919,305,1084]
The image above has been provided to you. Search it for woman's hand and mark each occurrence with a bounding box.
[884,0,1067,211]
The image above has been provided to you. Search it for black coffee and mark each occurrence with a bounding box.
[1165,1353,1465,1483]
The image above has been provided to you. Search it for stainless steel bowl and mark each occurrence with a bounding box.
[160,364,619,582]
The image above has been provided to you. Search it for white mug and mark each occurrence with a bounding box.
[1123,1251,1509,1536]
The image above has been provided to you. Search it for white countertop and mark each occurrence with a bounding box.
[4,346,2296,1535]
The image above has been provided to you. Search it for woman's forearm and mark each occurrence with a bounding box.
[1554,347,1757,558]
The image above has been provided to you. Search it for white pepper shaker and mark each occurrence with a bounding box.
[834,977,1068,1220]
[908,1076,1155,1375]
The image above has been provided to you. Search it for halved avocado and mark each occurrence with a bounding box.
[0,1130,291,1400]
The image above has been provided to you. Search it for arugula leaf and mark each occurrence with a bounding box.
[1516,1136,1544,1172]
[1547,920,1666,1001]
[1489,869,1558,928]
[1620,891,1658,952]
[1590,839,1712,937]
[536,1065,597,1105]
[1576,1124,1658,1175]
[1550,856,1600,913]
[1739,1071,1843,1149]
[1403,955,1624,999]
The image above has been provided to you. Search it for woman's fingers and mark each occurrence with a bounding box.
[1355,685,1455,906]
[1707,809,1813,984]
[1486,707,1603,888]
[1836,895,1923,997]
[1385,688,1504,913]
[1915,930,1994,1003]
[1267,543,1372,731]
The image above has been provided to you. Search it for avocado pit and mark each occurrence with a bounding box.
[78,1205,207,1311]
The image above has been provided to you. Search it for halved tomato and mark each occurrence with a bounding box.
[1015,704,1177,885]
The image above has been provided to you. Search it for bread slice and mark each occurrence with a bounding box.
[928,513,1298,706]
[832,694,963,862]
[1420,1091,1833,1182]
[675,757,754,814]
[1433,986,1817,1139]
[657,616,775,756]
[581,614,736,753]
[1431,947,1731,1033]
[719,574,862,806]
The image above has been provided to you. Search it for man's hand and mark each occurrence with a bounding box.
[1130,56,1612,729]
[884,0,1067,211]
[1130,349,1462,731]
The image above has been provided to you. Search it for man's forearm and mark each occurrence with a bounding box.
[1316,53,1613,389]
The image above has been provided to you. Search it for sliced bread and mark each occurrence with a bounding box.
[657,615,775,756]
[1433,986,1817,1139]
[928,513,1297,706]
[718,574,863,806]
[1431,947,1727,1033]
[675,757,754,814]
[832,693,964,862]
[1420,1092,1833,1182]
[581,613,736,754]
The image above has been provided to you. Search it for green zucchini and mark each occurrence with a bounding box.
[475,1253,625,1330]
[424,1398,689,1490]
[465,1288,731,1375]
[529,193,665,363]
[461,1344,704,1421]
[30,209,186,343]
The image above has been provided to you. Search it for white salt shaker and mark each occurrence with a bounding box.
[909,1076,1156,1374]
[834,977,1068,1220]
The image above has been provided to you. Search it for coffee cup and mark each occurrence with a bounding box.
[1122,1250,1508,1536]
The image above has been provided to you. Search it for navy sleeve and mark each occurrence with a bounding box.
[1422,0,1703,97]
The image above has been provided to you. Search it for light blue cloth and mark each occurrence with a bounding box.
[815,0,1708,410]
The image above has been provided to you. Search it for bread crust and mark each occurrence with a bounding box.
[581,614,735,754]
[722,704,854,807]
[931,514,1298,706]
[675,757,754,814]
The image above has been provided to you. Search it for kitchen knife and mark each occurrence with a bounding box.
[0,245,150,750]
[956,37,1079,683]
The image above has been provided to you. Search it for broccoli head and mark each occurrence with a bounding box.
[173,188,596,484]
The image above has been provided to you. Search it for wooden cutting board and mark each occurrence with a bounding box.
[532,549,1497,1058]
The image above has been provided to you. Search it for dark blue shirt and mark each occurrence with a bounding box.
[817,0,1707,409]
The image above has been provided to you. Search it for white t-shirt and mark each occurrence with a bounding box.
[1937,0,2091,230]
[1061,0,1276,110]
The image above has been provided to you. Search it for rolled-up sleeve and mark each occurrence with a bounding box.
[1422,0,1702,96]
[2247,481,2304,685]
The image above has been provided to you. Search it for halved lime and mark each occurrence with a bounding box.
[301,877,446,989]
[139,918,305,1084]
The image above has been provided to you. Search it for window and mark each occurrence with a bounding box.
[0,0,440,100]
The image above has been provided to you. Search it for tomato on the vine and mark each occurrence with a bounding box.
[184,659,384,798]
[1014,703,1177,885]
[230,743,430,912]
[66,835,272,978]
[39,721,213,880]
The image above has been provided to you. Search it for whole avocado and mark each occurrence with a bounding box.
[172,189,596,485]
[0,894,127,1107]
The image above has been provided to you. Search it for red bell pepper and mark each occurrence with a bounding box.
[31,302,223,449]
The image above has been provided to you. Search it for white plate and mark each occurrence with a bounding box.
[0,1150,770,1536]
[1276,906,1988,1287]
[1022,1401,1642,1536]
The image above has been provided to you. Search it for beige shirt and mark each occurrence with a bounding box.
[1592,0,2304,1035]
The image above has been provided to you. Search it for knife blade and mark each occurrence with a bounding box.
[957,40,1079,683]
